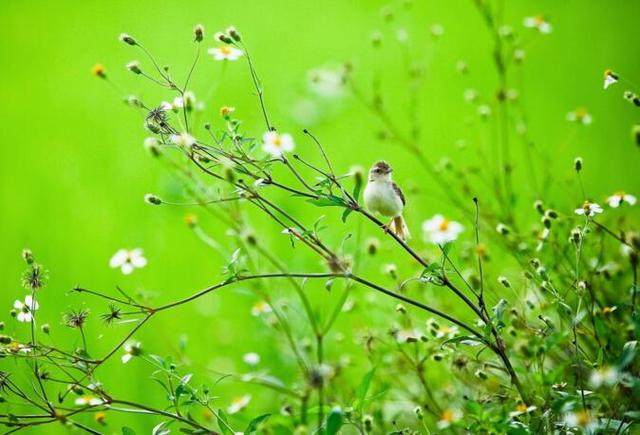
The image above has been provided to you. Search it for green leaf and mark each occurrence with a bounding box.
[217,409,233,435]
[352,173,363,202]
[354,367,376,413]
[244,414,271,434]
[619,340,638,368]
[341,207,354,223]
[325,407,344,435]
[122,428,137,435]
[307,195,346,208]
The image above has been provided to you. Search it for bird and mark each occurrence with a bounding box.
[363,160,410,240]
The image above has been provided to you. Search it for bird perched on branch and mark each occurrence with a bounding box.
[363,160,410,240]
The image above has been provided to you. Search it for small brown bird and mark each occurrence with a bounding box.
[363,161,410,240]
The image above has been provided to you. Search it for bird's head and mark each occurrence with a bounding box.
[369,160,393,182]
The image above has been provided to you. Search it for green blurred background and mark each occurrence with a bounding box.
[1,0,639,432]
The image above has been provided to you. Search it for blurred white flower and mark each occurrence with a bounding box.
[589,366,619,388]
[567,107,592,125]
[262,131,294,157]
[435,324,459,339]
[75,395,104,406]
[227,394,251,414]
[606,192,636,208]
[110,249,147,275]
[509,403,537,418]
[563,410,598,433]
[121,341,142,364]
[13,295,39,322]
[396,329,420,343]
[575,202,603,217]
[251,300,272,316]
[208,46,243,61]
[170,132,196,147]
[422,215,464,244]
[603,69,618,90]
[523,15,552,33]
[437,409,462,429]
[243,352,260,366]
[307,67,345,98]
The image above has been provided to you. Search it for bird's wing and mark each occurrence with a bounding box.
[392,182,406,205]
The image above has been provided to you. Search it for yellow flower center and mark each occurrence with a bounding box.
[438,219,450,231]
[534,15,545,25]
[575,107,587,119]
[576,410,591,427]
[220,46,232,55]
[516,403,528,413]
[441,409,456,422]
[273,135,282,146]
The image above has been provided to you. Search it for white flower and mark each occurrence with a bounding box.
[243,352,260,366]
[396,329,420,343]
[109,249,147,275]
[563,410,598,433]
[227,394,251,414]
[567,107,592,125]
[509,403,537,418]
[435,325,459,339]
[523,15,552,33]
[144,137,159,148]
[589,366,619,388]
[6,341,32,353]
[170,132,196,147]
[606,192,636,208]
[208,46,243,61]
[262,131,295,157]
[575,201,604,217]
[307,67,345,98]
[251,300,272,316]
[121,341,142,364]
[13,295,39,322]
[437,409,462,429]
[75,395,104,406]
[422,215,464,244]
[603,69,618,90]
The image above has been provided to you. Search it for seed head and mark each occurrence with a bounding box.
[126,61,142,74]
[22,249,34,265]
[533,200,545,215]
[41,323,50,334]
[574,157,583,172]
[64,309,89,329]
[226,26,241,41]
[100,304,122,325]
[193,24,204,42]
[144,194,162,205]
[497,276,511,288]
[92,64,106,79]
[496,223,510,236]
[119,33,136,46]
[365,238,380,255]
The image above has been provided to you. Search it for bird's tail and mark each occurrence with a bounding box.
[391,215,410,241]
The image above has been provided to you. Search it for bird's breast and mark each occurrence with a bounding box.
[364,182,403,217]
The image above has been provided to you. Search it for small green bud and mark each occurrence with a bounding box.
[119,33,136,46]
[126,61,142,74]
[574,157,583,172]
[41,323,50,334]
[193,24,204,42]
[22,249,34,264]
[0,335,12,344]
[497,276,511,288]
[144,194,162,205]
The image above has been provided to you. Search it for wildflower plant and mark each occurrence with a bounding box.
[2,4,640,435]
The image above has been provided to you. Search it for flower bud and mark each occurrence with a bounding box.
[365,238,380,255]
[474,369,488,380]
[570,228,581,244]
[22,249,34,265]
[0,322,4,331]
[363,415,373,432]
[633,124,640,146]
[497,276,511,288]
[395,304,406,314]
[126,61,142,74]
[542,216,552,229]
[144,194,162,205]
[574,157,583,172]
[496,223,510,235]
[226,26,241,41]
[193,24,204,42]
[41,323,50,334]
[624,91,640,107]
[0,335,12,344]
[143,137,161,157]
[534,200,545,215]
[414,406,423,419]
[545,209,558,219]
[350,165,364,185]
[119,33,136,46]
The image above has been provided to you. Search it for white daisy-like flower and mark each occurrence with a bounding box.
[170,132,196,147]
[109,249,147,275]
[227,394,251,414]
[422,215,464,244]
[13,295,39,322]
[603,69,619,90]
[575,201,604,217]
[307,67,345,98]
[437,409,462,429]
[75,395,104,406]
[6,341,32,353]
[262,131,295,157]
[435,325,459,339]
[523,15,552,34]
[589,366,619,388]
[121,341,142,364]
[251,300,272,317]
[509,403,537,418]
[396,329,420,343]
[208,46,243,61]
[563,410,598,433]
[606,192,636,208]
[243,352,260,366]
[566,107,592,125]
